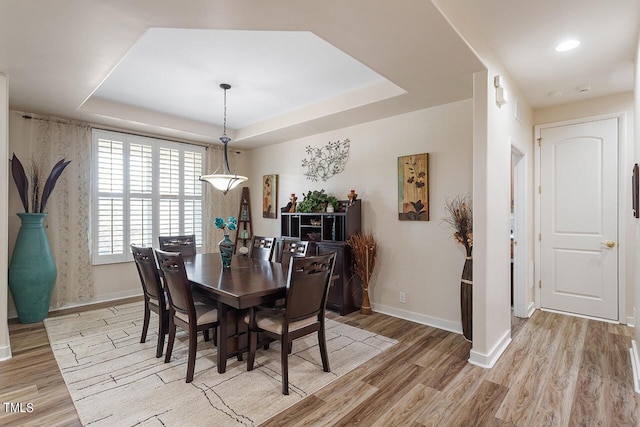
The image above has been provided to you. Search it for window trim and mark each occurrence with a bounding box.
[91,129,205,265]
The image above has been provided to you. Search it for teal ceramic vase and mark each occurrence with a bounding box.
[9,213,57,323]
[218,233,234,268]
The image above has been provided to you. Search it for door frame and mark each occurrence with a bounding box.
[511,141,529,318]
[534,112,627,323]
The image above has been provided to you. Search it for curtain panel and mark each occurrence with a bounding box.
[203,146,243,252]
[8,111,94,308]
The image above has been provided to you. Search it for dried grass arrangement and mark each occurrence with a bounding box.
[443,194,473,257]
[347,232,378,315]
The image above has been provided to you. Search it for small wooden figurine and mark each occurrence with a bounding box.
[289,193,297,213]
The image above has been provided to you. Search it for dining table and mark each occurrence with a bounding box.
[183,253,288,373]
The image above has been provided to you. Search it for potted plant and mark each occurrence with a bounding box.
[296,189,339,213]
[346,232,378,315]
[9,154,71,323]
[443,194,473,341]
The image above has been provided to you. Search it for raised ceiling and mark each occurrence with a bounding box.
[1,1,638,149]
[0,0,484,149]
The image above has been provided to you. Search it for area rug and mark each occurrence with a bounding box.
[44,302,396,426]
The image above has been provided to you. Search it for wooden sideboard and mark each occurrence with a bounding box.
[280,199,362,315]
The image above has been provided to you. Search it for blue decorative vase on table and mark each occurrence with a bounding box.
[219,234,234,268]
[9,213,57,323]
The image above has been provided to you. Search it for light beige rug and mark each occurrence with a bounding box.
[44,302,396,426]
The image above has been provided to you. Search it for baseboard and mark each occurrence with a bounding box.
[468,328,512,369]
[631,341,640,394]
[0,343,12,361]
[627,315,635,328]
[7,289,142,320]
[526,302,536,318]
[371,303,462,334]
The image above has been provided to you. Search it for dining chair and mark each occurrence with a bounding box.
[155,249,219,383]
[245,252,337,395]
[131,244,169,358]
[158,234,196,257]
[249,236,276,261]
[279,240,310,270]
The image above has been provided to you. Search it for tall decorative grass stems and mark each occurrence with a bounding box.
[347,232,378,315]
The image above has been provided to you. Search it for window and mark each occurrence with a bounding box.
[92,129,205,264]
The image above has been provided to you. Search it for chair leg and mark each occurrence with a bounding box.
[281,339,289,395]
[318,326,330,372]
[186,325,198,383]
[155,313,165,358]
[203,329,210,342]
[165,320,176,363]
[247,328,257,371]
[212,328,217,346]
[141,303,150,343]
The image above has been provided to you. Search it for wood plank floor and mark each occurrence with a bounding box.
[1,299,638,426]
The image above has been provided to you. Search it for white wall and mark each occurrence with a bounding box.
[0,73,11,360]
[248,100,473,331]
[534,92,635,324]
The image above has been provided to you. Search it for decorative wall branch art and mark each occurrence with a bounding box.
[301,138,350,181]
[262,174,278,219]
[398,153,429,221]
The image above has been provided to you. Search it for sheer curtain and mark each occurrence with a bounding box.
[8,111,94,307]
[203,146,244,252]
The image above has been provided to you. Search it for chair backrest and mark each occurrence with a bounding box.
[131,244,164,303]
[280,240,310,270]
[158,234,196,257]
[284,252,336,323]
[154,249,195,319]
[250,236,276,261]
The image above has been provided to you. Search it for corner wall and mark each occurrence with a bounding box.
[247,100,473,331]
[631,30,640,394]
[0,73,11,360]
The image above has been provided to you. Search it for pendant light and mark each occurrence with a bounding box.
[200,83,247,194]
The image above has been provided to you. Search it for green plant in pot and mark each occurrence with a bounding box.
[9,154,71,323]
[297,189,339,213]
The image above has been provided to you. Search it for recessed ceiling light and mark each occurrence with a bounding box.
[548,90,563,98]
[555,40,580,52]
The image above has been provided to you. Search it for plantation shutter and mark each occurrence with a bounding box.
[184,150,203,245]
[158,146,181,237]
[92,129,206,264]
[129,141,153,247]
[96,135,125,258]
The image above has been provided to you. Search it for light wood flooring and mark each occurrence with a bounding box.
[1,298,639,426]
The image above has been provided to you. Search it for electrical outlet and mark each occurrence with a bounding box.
[399,292,406,303]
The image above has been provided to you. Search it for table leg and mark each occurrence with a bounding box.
[217,301,229,373]
[216,301,250,373]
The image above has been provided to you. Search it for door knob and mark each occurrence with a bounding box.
[604,240,616,248]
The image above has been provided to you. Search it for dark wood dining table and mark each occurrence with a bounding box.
[183,253,287,373]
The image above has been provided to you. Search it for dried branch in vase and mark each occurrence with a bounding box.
[347,232,378,315]
[443,194,473,255]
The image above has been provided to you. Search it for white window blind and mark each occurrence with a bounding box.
[92,129,205,264]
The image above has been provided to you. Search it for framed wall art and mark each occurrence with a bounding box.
[262,174,278,219]
[398,153,429,221]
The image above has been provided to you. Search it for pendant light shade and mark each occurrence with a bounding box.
[200,83,247,194]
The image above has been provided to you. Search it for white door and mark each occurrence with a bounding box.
[540,118,618,320]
